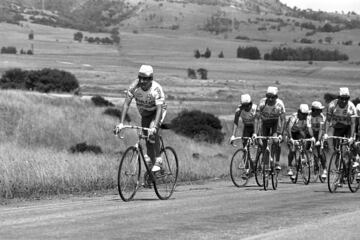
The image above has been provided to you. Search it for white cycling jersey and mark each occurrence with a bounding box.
[327,99,356,127]
[127,79,165,115]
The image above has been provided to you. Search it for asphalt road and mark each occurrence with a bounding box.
[1,177,360,240]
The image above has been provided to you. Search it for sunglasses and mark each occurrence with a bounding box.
[241,103,251,108]
[311,108,322,112]
[138,76,152,81]
[339,96,350,101]
[266,94,277,99]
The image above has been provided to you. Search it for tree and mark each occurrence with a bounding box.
[194,49,201,58]
[203,47,211,58]
[73,32,83,42]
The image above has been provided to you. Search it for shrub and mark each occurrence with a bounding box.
[0,68,79,93]
[187,68,197,79]
[203,47,211,58]
[264,47,348,61]
[170,109,224,144]
[103,108,131,121]
[1,46,17,54]
[197,68,208,80]
[218,51,224,58]
[237,46,261,60]
[323,92,338,104]
[194,49,201,58]
[69,142,103,154]
[91,95,115,107]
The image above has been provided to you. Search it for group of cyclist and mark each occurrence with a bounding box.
[113,64,360,183]
[230,86,360,181]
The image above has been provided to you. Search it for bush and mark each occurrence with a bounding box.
[203,47,211,58]
[264,47,348,61]
[91,95,115,107]
[194,49,201,58]
[218,51,224,58]
[237,46,261,60]
[170,109,224,144]
[323,92,338,104]
[69,142,103,154]
[197,68,208,80]
[0,68,79,93]
[187,68,197,79]
[103,108,131,121]
[1,46,17,54]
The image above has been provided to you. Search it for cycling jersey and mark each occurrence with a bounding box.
[326,99,356,128]
[309,112,325,132]
[234,104,257,126]
[288,112,311,133]
[256,98,286,126]
[127,79,165,115]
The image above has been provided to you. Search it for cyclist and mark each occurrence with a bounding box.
[115,65,167,172]
[323,87,356,146]
[309,101,327,179]
[254,86,286,171]
[286,104,314,177]
[323,88,356,184]
[229,94,257,176]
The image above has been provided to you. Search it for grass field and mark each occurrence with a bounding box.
[0,20,360,199]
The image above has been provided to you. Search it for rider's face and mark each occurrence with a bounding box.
[266,93,277,106]
[338,96,349,108]
[138,76,152,91]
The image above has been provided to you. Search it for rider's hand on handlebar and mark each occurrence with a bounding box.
[229,135,236,145]
[114,123,124,135]
[252,133,257,139]
[278,134,283,142]
[310,136,316,143]
[315,140,321,146]
[148,127,157,135]
[323,133,328,140]
[349,137,355,145]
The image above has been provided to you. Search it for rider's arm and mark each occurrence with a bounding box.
[279,112,286,135]
[153,104,163,129]
[231,108,241,136]
[351,116,356,139]
[120,97,132,124]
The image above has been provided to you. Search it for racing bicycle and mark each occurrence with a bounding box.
[289,138,314,185]
[115,125,178,201]
[230,137,262,187]
[255,136,281,191]
[327,136,360,193]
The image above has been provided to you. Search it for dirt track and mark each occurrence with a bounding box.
[1,178,360,240]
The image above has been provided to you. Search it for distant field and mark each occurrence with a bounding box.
[1,21,360,198]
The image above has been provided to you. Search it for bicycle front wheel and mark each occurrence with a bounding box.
[301,151,311,185]
[327,152,342,193]
[254,150,264,187]
[154,146,179,200]
[263,150,270,191]
[347,156,360,193]
[118,146,141,202]
[230,149,250,187]
[291,151,300,184]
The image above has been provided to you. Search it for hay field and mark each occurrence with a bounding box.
[0,21,360,198]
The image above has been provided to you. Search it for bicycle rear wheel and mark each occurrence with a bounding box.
[301,152,311,185]
[254,150,264,187]
[230,149,250,187]
[154,146,179,200]
[327,152,342,193]
[347,156,360,193]
[118,146,141,202]
[271,165,278,190]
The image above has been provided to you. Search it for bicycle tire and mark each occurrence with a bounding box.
[347,156,360,193]
[271,164,278,190]
[319,150,327,183]
[263,150,270,191]
[312,154,320,183]
[117,146,141,202]
[301,151,311,185]
[254,150,264,187]
[230,149,250,187]
[327,152,342,193]
[154,146,179,200]
[291,150,300,184]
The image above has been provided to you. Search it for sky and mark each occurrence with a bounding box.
[280,0,360,13]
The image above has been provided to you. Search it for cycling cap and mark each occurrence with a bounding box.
[339,87,350,96]
[267,86,278,95]
[240,94,251,104]
[299,104,309,114]
[138,65,153,77]
[311,101,324,110]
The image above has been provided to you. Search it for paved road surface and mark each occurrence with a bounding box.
[1,178,360,240]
